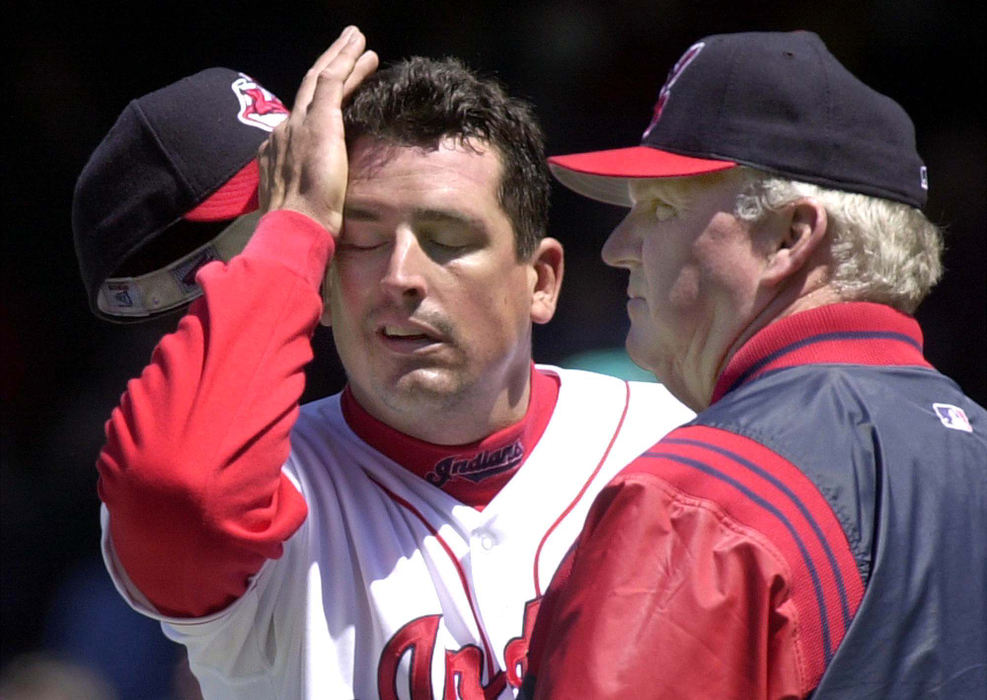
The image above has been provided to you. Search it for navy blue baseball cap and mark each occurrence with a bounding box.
[73,67,288,322]
[549,31,929,210]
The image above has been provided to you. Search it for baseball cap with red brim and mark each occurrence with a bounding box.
[183,159,262,221]
[73,67,288,322]
[548,31,928,210]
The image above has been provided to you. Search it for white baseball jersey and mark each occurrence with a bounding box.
[97,211,693,699]
[102,366,691,699]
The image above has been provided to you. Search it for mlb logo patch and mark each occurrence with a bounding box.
[933,403,973,433]
[103,280,140,310]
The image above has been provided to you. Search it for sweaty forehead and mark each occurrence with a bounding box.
[348,136,501,181]
[344,136,512,229]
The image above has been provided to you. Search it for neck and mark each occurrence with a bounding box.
[710,278,843,409]
[341,368,560,508]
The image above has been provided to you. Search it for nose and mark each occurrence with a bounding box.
[601,211,639,269]
[380,228,428,303]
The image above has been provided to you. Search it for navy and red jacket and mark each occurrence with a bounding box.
[522,302,987,698]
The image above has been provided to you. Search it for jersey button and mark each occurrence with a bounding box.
[479,533,496,550]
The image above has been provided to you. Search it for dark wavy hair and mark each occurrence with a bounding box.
[343,56,550,259]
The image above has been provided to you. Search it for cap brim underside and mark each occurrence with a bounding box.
[547,146,737,206]
[184,159,261,221]
[97,211,261,321]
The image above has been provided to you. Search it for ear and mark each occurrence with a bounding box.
[528,237,564,325]
[760,198,828,287]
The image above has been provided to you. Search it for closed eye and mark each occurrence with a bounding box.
[416,218,482,258]
[337,240,386,251]
[337,221,388,251]
[426,235,471,251]
[421,237,474,263]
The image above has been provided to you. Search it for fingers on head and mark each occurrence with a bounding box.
[293,26,365,111]
[343,50,379,97]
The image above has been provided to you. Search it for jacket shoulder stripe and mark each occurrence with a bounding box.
[665,435,856,626]
[625,425,864,670]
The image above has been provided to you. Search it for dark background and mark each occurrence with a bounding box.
[4,1,985,696]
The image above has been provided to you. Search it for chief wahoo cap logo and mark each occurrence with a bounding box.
[642,41,705,139]
[231,74,289,132]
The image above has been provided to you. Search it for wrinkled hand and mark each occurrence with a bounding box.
[258,26,379,234]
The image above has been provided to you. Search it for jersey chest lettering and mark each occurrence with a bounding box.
[426,440,525,488]
[377,599,541,699]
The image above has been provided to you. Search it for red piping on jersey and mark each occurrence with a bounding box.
[531,380,632,597]
[365,473,500,681]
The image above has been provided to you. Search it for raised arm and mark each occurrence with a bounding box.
[98,28,378,617]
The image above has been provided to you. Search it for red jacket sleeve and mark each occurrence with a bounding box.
[97,210,334,618]
[527,472,808,699]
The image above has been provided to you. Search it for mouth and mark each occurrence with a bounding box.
[382,325,431,341]
[377,322,445,352]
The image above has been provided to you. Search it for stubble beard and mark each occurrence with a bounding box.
[376,362,482,418]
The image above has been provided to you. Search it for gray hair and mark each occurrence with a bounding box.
[732,168,943,313]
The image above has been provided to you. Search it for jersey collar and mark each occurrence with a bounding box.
[712,302,931,404]
[341,366,560,509]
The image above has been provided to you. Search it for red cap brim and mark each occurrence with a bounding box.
[548,145,737,206]
[183,159,260,221]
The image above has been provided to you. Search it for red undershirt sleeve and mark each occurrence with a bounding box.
[97,210,334,618]
[528,471,807,699]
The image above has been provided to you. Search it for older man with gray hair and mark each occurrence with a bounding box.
[521,30,986,699]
